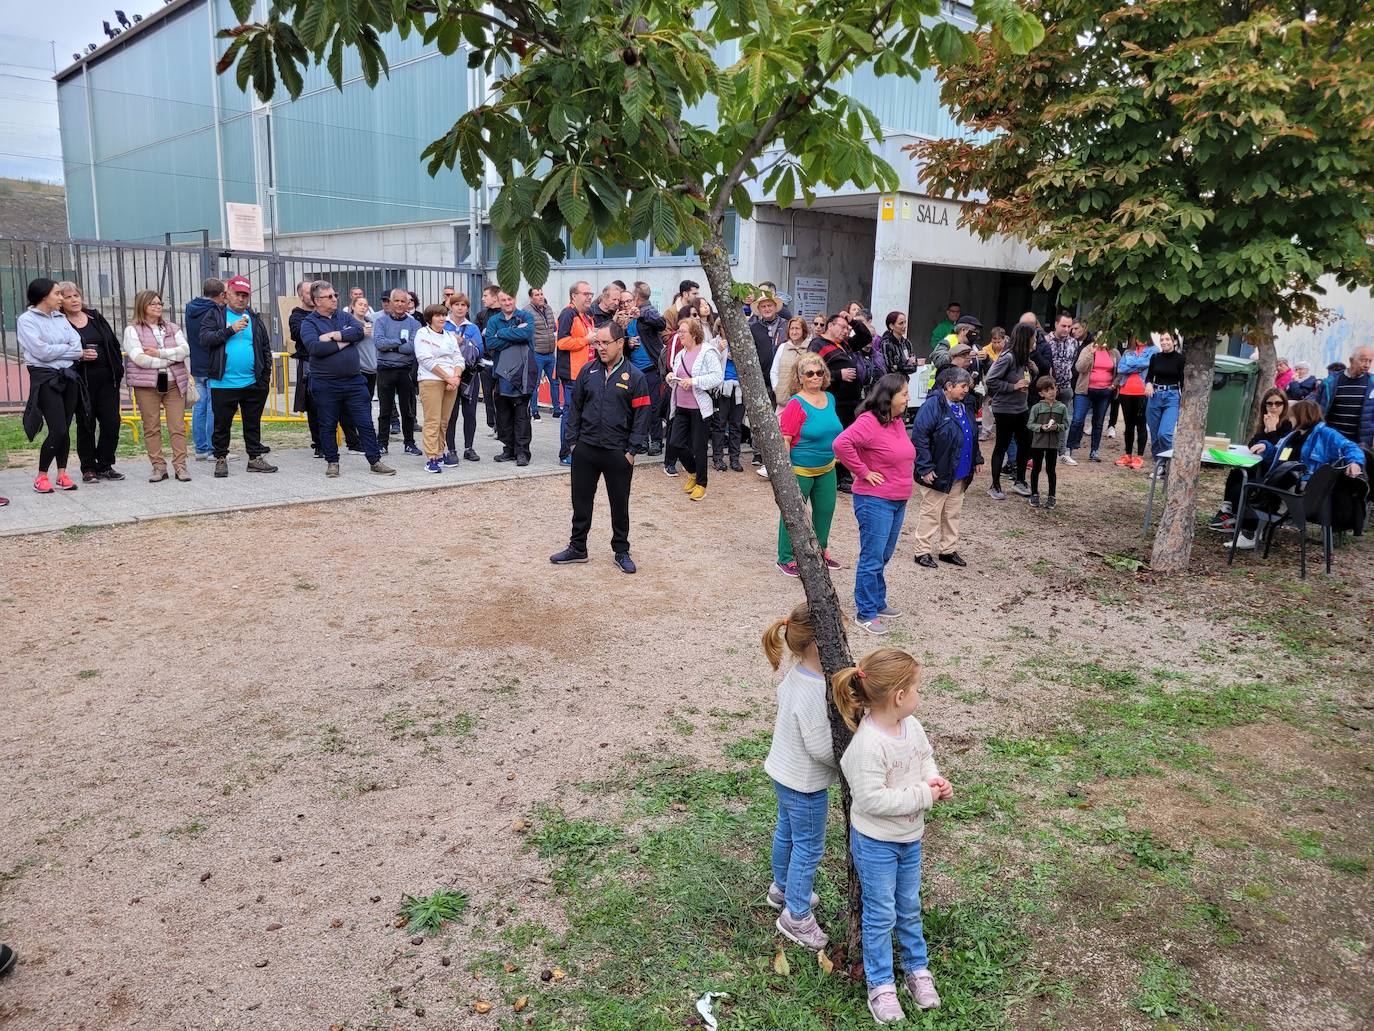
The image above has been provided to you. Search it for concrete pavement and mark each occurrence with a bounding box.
[0,415,629,538]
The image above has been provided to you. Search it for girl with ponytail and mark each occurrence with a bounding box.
[833,648,953,1023]
[760,602,837,952]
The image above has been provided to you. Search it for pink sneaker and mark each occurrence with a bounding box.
[775,908,829,950]
[867,985,905,1024]
[766,882,819,911]
[906,969,941,1009]
[823,550,843,570]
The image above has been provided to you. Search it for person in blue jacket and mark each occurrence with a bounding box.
[485,290,537,466]
[1231,398,1365,549]
[1313,345,1373,447]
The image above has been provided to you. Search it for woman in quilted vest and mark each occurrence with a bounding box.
[122,290,192,482]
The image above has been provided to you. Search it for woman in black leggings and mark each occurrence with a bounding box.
[983,323,1035,499]
[18,277,86,494]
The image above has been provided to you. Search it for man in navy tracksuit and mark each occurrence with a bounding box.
[551,321,652,574]
[300,280,396,479]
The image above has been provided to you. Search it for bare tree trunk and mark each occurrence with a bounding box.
[697,237,863,964]
[1246,309,1277,436]
[1149,338,1217,572]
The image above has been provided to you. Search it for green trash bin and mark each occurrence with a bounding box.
[1206,353,1260,443]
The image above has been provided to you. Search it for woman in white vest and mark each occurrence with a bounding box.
[123,290,192,481]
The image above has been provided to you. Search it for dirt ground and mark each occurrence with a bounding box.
[0,444,1370,1030]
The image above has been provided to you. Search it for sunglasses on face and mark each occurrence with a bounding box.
[1265,401,1285,408]
[802,369,824,378]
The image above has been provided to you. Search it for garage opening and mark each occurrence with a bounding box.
[905,261,1060,349]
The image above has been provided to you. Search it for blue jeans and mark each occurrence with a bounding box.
[1146,388,1180,458]
[1068,388,1112,452]
[311,375,381,463]
[851,829,929,988]
[191,375,214,454]
[531,352,558,414]
[851,494,908,622]
[771,780,829,918]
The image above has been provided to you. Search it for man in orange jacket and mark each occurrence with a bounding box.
[556,280,596,465]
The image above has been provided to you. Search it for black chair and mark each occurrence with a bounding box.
[1235,464,1341,578]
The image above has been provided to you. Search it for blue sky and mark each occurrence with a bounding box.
[1,2,165,182]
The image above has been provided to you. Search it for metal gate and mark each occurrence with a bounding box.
[0,234,485,408]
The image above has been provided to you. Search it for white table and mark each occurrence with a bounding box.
[1142,445,1259,535]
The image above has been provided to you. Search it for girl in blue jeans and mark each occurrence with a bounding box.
[1145,331,1185,463]
[834,648,953,1024]
[762,602,838,951]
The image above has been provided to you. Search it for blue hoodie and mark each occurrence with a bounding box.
[184,296,220,378]
[1257,423,1366,479]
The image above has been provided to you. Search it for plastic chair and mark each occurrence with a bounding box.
[1237,464,1342,578]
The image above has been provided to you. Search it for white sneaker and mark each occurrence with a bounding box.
[1107,427,1116,439]
[756,464,769,478]
[1063,452,1079,466]
[1230,532,1257,551]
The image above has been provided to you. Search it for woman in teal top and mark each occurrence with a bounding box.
[776,353,845,576]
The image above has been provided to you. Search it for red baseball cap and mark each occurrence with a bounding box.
[226,275,251,293]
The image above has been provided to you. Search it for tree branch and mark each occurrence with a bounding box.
[709,2,899,221]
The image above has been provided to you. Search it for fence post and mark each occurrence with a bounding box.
[200,229,211,283]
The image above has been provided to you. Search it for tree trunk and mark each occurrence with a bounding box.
[1246,309,1277,437]
[1148,338,1217,572]
[696,237,863,963]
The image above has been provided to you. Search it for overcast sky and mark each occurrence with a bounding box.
[1,1,165,181]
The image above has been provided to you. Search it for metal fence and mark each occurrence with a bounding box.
[0,234,485,408]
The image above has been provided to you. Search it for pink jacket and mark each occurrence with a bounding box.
[833,411,915,502]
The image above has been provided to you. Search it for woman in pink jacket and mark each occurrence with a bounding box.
[833,373,916,637]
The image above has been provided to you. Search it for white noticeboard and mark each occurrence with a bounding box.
[225,203,265,252]
[793,276,828,320]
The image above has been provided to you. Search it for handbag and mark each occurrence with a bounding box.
[182,369,200,404]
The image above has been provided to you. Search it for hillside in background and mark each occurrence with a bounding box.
[0,178,68,239]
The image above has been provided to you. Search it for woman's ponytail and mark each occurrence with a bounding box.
[762,602,817,670]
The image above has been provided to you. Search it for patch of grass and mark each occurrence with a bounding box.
[76,669,101,679]
[61,524,101,538]
[1133,952,1218,1023]
[526,806,621,891]
[1326,855,1368,876]
[665,714,695,737]
[167,819,208,838]
[382,702,476,745]
[397,888,469,933]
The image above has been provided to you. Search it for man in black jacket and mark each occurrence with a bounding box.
[550,321,652,574]
[628,280,667,454]
[199,275,278,478]
[474,283,502,430]
[183,277,224,461]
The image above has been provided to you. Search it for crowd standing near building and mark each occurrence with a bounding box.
[10,275,1370,569]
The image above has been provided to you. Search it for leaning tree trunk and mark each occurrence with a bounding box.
[1149,338,1217,572]
[1246,309,1277,437]
[697,236,864,962]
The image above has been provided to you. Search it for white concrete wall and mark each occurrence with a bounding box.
[1273,279,1374,372]
[276,221,456,268]
[749,205,877,315]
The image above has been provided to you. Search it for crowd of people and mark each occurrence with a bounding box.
[11,277,1371,571]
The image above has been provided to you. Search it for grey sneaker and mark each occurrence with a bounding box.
[1011,481,1033,497]
[246,456,278,473]
[905,970,941,1010]
[766,883,819,912]
[213,459,228,478]
[325,462,340,478]
[370,461,397,475]
[858,617,890,636]
[878,606,903,618]
[987,487,1007,500]
[776,908,829,950]
[1045,496,1057,509]
[867,985,905,1024]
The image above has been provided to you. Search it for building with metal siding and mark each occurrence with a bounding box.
[55,2,1053,335]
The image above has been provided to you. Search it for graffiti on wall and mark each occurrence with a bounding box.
[1272,280,1374,371]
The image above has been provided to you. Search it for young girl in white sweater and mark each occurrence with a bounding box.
[761,602,838,952]
[833,648,953,1025]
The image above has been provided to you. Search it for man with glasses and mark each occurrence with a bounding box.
[301,280,396,478]
[556,280,596,465]
[199,275,278,478]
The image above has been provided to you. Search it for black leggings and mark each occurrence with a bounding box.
[1030,447,1058,497]
[1120,394,1148,456]
[667,407,709,486]
[991,410,1030,489]
[35,376,79,472]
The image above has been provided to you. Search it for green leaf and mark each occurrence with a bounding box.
[497,235,522,296]
[295,4,332,52]
[436,16,462,56]
[651,194,680,250]
[326,35,344,88]
[776,166,796,210]
[230,0,254,22]
[559,167,592,229]
[629,188,656,239]
[273,34,304,98]
[929,23,970,66]
[522,229,551,287]
[730,183,754,221]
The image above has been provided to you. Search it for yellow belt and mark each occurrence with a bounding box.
[793,460,836,477]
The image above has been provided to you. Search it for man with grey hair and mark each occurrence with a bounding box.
[1317,344,1374,447]
[373,287,422,455]
[301,280,395,478]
